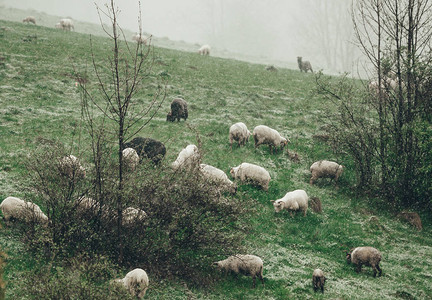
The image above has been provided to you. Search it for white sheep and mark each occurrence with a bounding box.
[230,162,271,191]
[200,163,237,194]
[122,207,147,226]
[309,160,343,186]
[23,16,36,25]
[59,18,74,31]
[0,196,48,224]
[346,246,382,277]
[312,268,326,293]
[271,189,309,216]
[59,155,86,179]
[132,34,148,45]
[213,254,264,288]
[198,44,211,55]
[253,125,289,154]
[172,144,201,171]
[55,22,62,29]
[229,122,251,150]
[113,268,149,298]
[122,147,139,171]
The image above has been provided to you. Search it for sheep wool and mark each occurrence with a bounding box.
[200,163,236,194]
[309,160,343,186]
[347,246,382,277]
[0,196,48,224]
[312,269,326,293]
[229,122,251,149]
[115,268,149,298]
[172,144,201,170]
[271,189,309,216]
[214,254,264,288]
[122,147,139,171]
[230,162,271,191]
[253,125,289,154]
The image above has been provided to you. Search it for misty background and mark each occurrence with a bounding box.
[1,0,366,75]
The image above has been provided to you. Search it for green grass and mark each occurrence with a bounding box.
[0,17,431,299]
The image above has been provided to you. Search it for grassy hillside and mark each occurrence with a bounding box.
[0,18,431,299]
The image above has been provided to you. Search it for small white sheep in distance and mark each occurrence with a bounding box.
[297,56,313,73]
[172,144,201,171]
[271,189,309,216]
[229,122,251,150]
[230,162,271,191]
[59,18,74,31]
[309,160,343,186]
[122,147,139,171]
[198,44,211,55]
[59,155,86,179]
[312,268,326,293]
[253,125,289,154]
[113,268,149,298]
[346,246,382,277]
[23,16,36,25]
[0,196,48,224]
[132,33,148,45]
[213,254,264,288]
[122,207,147,226]
[200,163,236,194]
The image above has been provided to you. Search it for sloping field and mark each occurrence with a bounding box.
[0,18,431,299]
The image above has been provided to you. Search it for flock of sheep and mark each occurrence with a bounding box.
[5,20,383,297]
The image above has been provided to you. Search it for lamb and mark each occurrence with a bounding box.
[0,196,48,224]
[312,269,326,293]
[198,44,211,55]
[22,16,36,25]
[200,163,236,194]
[229,122,251,150]
[309,160,343,186]
[59,18,74,31]
[122,147,139,171]
[172,144,201,171]
[132,33,148,45]
[124,137,166,165]
[122,207,147,226]
[213,254,264,288]
[113,268,149,298]
[230,162,271,191]
[252,125,289,154]
[59,155,86,179]
[297,56,313,73]
[346,246,382,277]
[166,98,188,122]
[271,189,309,216]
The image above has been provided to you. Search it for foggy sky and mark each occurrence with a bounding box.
[2,0,360,73]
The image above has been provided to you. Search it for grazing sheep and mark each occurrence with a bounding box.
[312,269,326,293]
[172,144,201,171]
[77,196,97,211]
[346,246,382,277]
[229,122,251,150]
[122,147,139,171]
[198,44,211,55]
[265,65,278,72]
[114,268,149,298]
[253,125,289,154]
[0,196,48,224]
[297,56,313,73]
[271,189,309,216]
[122,207,147,226]
[124,137,166,165]
[213,254,264,288]
[59,155,86,179]
[22,16,36,25]
[310,160,343,186]
[132,33,148,45]
[230,162,271,191]
[59,18,74,31]
[200,163,236,194]
[166,98,188,122]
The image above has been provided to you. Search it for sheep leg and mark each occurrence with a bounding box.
[252,275,256,288]
[355,264,362,273]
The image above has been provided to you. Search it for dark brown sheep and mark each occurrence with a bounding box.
[124,137,166,165]
[166,98,188,122]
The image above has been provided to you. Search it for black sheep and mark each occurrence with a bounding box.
[166,98,188,122]
[124,137,166,165]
